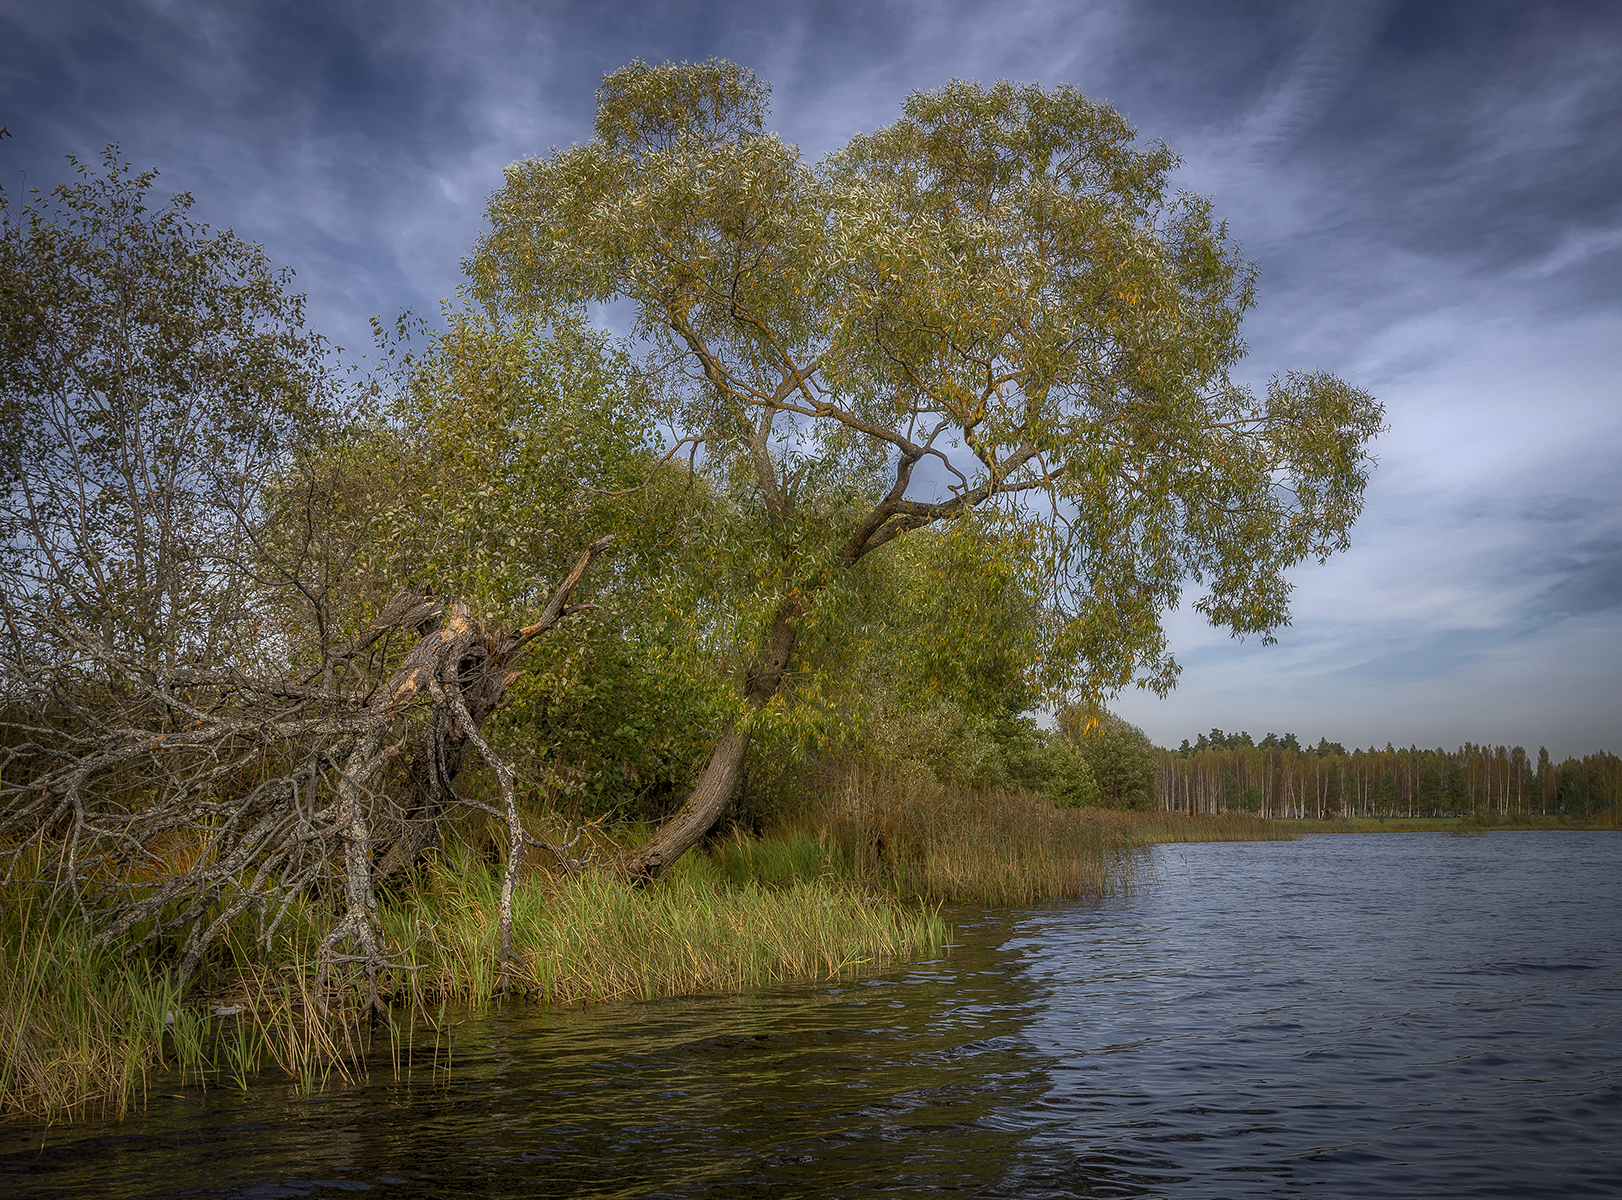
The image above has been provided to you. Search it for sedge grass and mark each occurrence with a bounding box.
[0,836,947,1123]
[382,846,946,1006]
[794,762,1298,905]
[0,885,182,1122]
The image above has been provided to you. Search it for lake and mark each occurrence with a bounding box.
[4,831,1618,1197]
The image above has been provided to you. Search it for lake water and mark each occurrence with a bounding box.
[4,832,1619,1198]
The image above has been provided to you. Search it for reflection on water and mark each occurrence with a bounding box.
[4,832,1619,1198]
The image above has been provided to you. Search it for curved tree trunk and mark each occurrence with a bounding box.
[623,603,799,880]
[623,722,749,879]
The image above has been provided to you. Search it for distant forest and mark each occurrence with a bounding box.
[1156,731,1620,819]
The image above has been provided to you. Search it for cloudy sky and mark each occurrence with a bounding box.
[4,0,1618,757]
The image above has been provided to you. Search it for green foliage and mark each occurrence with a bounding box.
[309,309,663,623]
[1061,709,1157,810]
[1039,735,1102,808]
[472,59,1384,716]
[1417,758,1442,811]
[771,516,1048,776]
[1443,757,1468,810]
[1376,768,1400,816]
[839,518,1045,721]
[276,307,740,821]
[486,616,725,822]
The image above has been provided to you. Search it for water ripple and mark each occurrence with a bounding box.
[3,831,1619,1198]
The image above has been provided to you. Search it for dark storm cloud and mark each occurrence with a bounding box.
[5,0,573,344]
[3,0,1617,756]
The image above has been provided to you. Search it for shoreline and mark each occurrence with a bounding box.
[5,805,1607,1125]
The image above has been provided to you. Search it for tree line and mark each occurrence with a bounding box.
[1156,730,1620,819]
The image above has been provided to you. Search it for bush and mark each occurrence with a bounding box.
[1062,709,1158,810]
[1042,736,1102,808]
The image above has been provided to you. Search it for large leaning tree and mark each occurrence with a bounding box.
[472,60,1385,879]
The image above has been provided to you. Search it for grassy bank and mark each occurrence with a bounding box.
[0,847,945,1124]
[0,898,182,1123]
[1277,816,1475,834]
[379,847,947,1005]
[1,774,1299,1124]
[1465,812,1620,831]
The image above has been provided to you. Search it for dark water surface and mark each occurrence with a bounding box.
[4,832,1619,1198]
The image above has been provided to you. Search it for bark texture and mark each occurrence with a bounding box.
[622,605,798,880]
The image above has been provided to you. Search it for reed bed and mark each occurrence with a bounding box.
[0,891,186,1123]
[795,762,1298,905]
[0,841,946,1124]
[1105,810,1301,844]
[380,847,947,1005]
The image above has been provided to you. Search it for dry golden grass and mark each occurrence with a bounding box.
[791,761,1297,905]
[1103,809,1302,844]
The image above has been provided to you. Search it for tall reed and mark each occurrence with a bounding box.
[789,761,1297,905]
[0,884,179,1122]
[0,839,947,1123]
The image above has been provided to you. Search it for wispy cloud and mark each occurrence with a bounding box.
[1228,0,1393,160]
[4,0,1617,756]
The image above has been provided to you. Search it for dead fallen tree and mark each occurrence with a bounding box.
[0,537,613,1007]
[0,153,633,1007]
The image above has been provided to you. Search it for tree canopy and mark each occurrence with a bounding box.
[471,59,1384,873]
[0,149,328,671]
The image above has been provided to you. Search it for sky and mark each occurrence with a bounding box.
[3,0,1618,758]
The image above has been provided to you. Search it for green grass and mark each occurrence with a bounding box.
[378,844,947,1006]
[0,884,193,1122]
[0,835,947,1124]
[2,767,1321,1124]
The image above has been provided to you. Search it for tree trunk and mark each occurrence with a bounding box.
[373,540,612,882]
[623,604,799,880]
